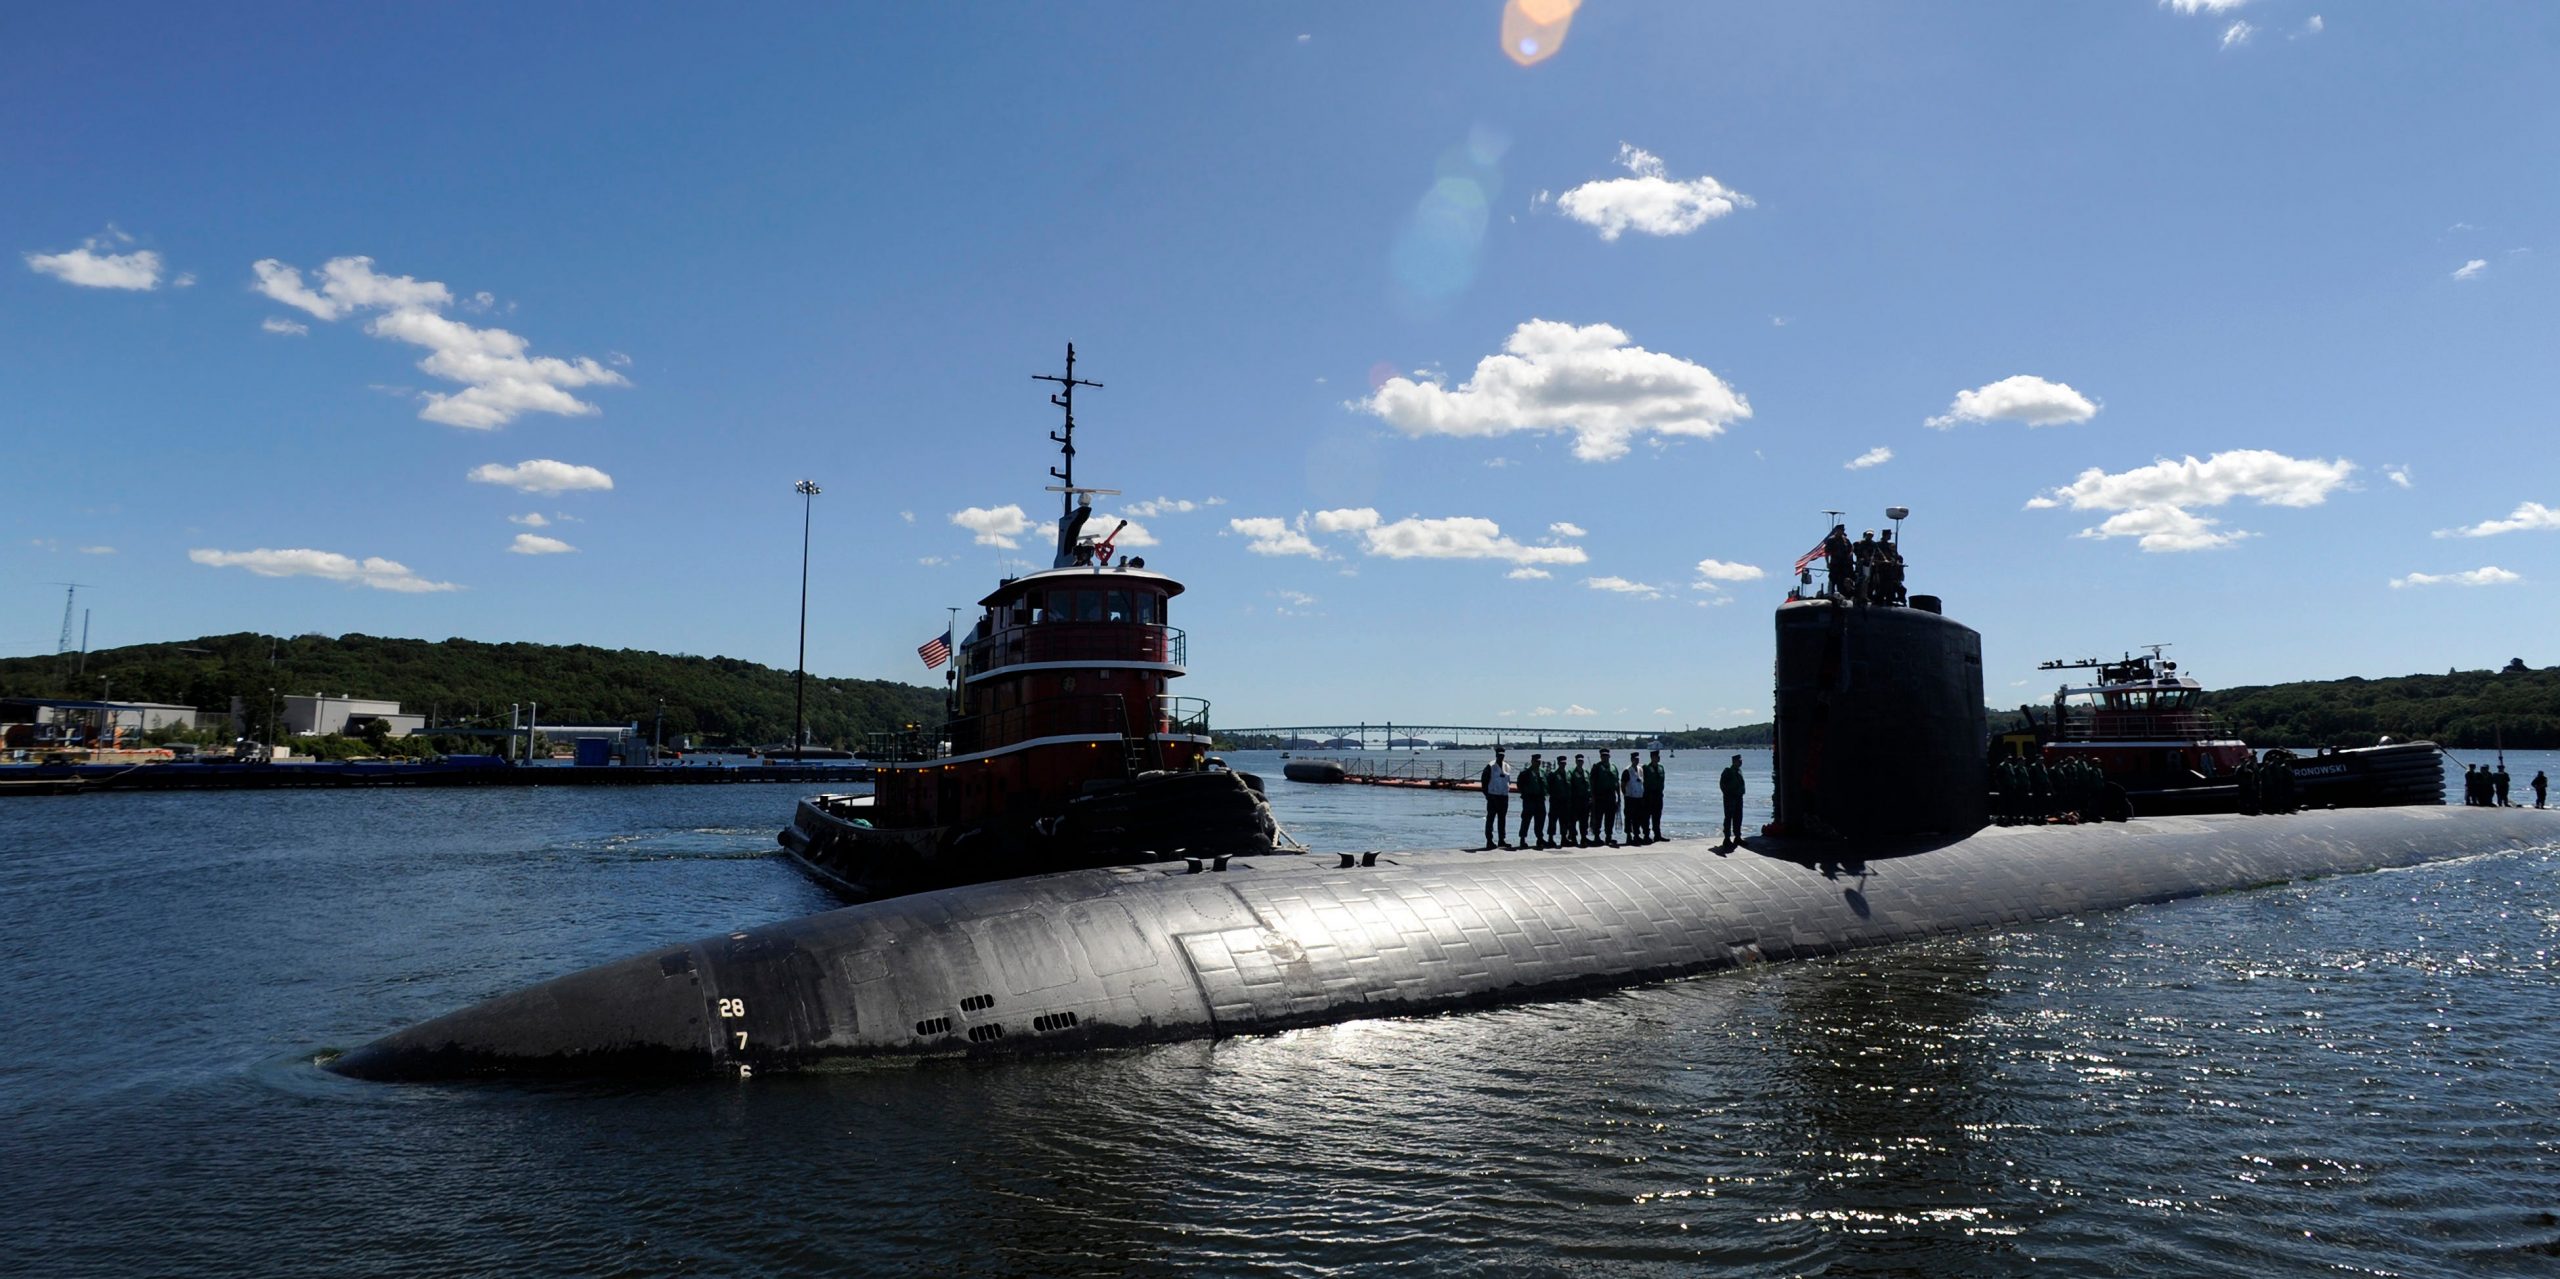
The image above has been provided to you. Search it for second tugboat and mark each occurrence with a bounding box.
[778,347,1285,902]
[2022,646,2444,813]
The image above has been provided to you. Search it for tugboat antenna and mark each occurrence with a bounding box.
[1033,342,1106,522]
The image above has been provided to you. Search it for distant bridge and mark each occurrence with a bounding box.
[1218,723,1671,750]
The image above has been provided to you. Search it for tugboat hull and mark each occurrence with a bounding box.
[778,769,1283,903]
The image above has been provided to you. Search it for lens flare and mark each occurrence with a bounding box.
[1502,0,1579,67]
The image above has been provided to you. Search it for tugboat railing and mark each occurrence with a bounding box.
[2052,710,2236,741]
[1158,695,1211,737]
[971,624,1185,673]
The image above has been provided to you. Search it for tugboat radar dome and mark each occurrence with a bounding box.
[1885,505,1910,521]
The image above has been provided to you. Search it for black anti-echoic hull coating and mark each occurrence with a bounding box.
[328,806,2553,1082]
[1773,598,1987,841]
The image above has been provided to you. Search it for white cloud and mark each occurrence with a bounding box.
[1546,144,1752,241]
[1363,320,1751,461]
[25,230,165,291]
[2220,20,2255,48]
[1530,706,1558,717]
[2436,501,2560,538]
[1585,575,1667,599]
[1507,567,1552,580]
[1498,709,1518,718]
[261,316,309,336]
[1121,497,1218,518]
[2163,0,2247,13]
[2032,449,2353,552]
[2075,505,2252,552]
[1692,558,1766,589]
[468,459,615,494]
[1274,589,1318,607]
[951,504,1032,548]
[2453,258,2488,281]
[252,255,450,320]
[1548,521,1587,538]
[1482,457,1515,469]
[252,255,625,428]
[508,512,550,527]
[508,533,576,555]
[1350,513,1588,565]
[1088,514,1160,548]
[899,510,916,524]
[188,546,460,593]
[77,545,116,555]
[2301,14,2323,35]
[2390,566,2520,589]
[1236,508,1589,567]
[1653,708,1673,717]
[2385,465,2413,489]
[1925,375,2099,429]
[1562,704,1597,717]
[1845,445,1893,470]
[1230,516,1327,558]
[918,555,949,567]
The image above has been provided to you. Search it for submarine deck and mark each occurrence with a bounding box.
[331,805,2557,1081]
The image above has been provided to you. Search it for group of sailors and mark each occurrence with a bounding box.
[1479,748,1667,849]
[2232,753,2301,815]
[2462,763,2547,807]
[1821,524,1907,607]
[1990,753,2118,824]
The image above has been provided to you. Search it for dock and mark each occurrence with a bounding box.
[0,759,872,796]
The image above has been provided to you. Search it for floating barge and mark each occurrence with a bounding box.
[1281,756,1482,791]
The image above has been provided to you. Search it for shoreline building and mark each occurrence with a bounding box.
[282,694,425,739]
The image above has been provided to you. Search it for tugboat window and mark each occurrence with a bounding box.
[1137,593,1157,624]
[1106,590,1131,622]
[1049,589,1073,622]
[1077,590,1105,622]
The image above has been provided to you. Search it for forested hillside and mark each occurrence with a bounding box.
[2206,661,2560,748]
[0,632,947,749]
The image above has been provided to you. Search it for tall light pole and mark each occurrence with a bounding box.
[793,479,822,761]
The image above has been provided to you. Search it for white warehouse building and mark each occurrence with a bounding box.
[283,694,425,738]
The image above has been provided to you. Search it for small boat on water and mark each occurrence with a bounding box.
[2024,647,2442,813]
[778,347,1283,902]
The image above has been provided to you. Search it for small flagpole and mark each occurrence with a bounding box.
[945,606,962,718]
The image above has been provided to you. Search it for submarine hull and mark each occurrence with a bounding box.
[330,805,2552,1082]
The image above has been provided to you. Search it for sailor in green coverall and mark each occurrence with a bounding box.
[1590,750,1619,846]
[1643,750,1666,843]
[1547,757,1569,846]
[1556,752,1576,844]
[1517,752,1549,848]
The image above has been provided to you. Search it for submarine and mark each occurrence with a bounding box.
[329,518,2551,1082]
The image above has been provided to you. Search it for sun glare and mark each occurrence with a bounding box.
[1501,0,1581,67]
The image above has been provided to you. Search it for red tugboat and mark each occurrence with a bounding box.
[2026,647,2442,813]
[778,347,1284,902]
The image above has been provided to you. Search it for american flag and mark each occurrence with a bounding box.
[1792,541,1827,575]
[916,631,951,670]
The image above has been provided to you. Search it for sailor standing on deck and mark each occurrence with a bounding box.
[1590,749,1621,846]
[2495,764,2512,807]
[1479,749,1513,850]
[1546,756,1569,845]
[1719,754,1746,844]
[1518,753,1550,848]
[1619,754,1646,845]
[1556,752,1576,844]
[2535,770,2549,809]
[1644,750,1667,842]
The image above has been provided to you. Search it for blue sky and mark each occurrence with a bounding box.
[7,2,2558,730]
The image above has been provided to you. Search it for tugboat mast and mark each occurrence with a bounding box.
[1034,343,1118,568]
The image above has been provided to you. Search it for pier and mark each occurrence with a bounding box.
[1224,723,1667,750]
[0,759,872,796]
